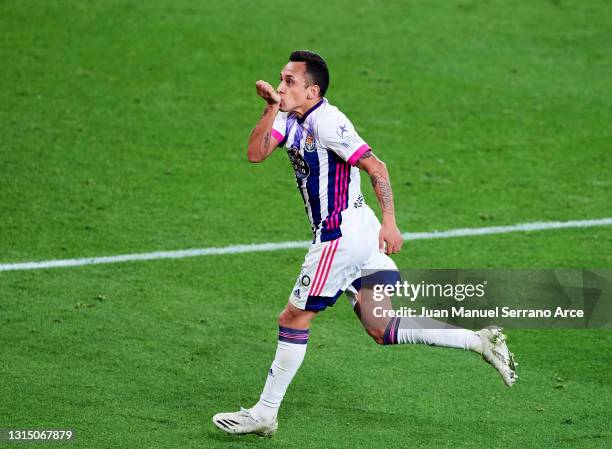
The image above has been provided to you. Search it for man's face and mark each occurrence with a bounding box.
[277,61,312,112]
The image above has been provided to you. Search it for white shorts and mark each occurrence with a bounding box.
[289,205,399,311]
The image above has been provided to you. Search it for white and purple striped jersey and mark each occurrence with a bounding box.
[271,98,371,243]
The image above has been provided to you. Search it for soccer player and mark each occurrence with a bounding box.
[213,50,517,437]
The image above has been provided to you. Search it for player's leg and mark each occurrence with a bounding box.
[345,207,517,385]
[347,279,482,350]
[347,277,517,386]
[246,236,354,425]
[346,207,515,382]
[212,302,315,436]
[213,240,336,436]
[248,302,316,423]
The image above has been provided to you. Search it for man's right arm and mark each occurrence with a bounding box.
[247,104,280,163]
[247,80,281,163]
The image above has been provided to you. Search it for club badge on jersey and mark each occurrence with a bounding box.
[304,133,317,152]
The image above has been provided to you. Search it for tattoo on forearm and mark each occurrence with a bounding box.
[263,131,270,151]
[356,151,373,168]
[371,171,394,214]
[250,107,273,153]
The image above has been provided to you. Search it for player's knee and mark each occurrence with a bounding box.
[278,307,301,328]
[278,309,292,327]
[367,327,386,345]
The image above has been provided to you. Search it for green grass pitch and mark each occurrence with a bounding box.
[1,0,611,448]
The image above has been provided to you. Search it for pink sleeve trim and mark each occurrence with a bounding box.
[271,128,285,144]
[347,144,371,166]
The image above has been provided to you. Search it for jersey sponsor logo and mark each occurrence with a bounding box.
[337,124,349,138]
[304,133,317,152]
[287,147,310,179]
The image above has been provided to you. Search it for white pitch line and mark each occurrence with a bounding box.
[1,217,611,272]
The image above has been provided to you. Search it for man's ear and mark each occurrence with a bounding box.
[307,84,321,100]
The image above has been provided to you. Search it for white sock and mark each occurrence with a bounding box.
[386,317,482,352]
[250,326,309,423]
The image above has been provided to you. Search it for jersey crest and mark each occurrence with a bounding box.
[304,133,317,152]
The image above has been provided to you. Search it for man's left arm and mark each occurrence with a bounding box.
[356,151,404,255]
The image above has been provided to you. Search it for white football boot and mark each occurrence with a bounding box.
[477,326,518,387]
[212,407,278,437]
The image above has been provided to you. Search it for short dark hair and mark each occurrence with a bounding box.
[289,50,329,97]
